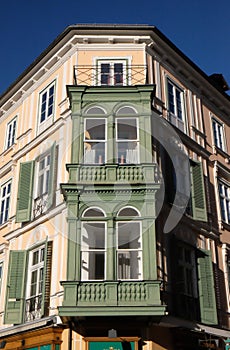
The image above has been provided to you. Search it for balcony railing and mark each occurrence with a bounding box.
[67,163,162,185]
[59,280,165,317]
[25,295,42,322]
[73,65,148,86]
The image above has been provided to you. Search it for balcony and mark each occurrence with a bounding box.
[73,65,148,86]
[59,280,165,317]
[25,295,42,322]
[66,163,161,186]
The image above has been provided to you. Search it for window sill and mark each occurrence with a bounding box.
[0,144,16,157]
[212,145,228,158]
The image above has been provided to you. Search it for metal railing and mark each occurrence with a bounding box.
[73,65,148,86]
[25,295,42,322]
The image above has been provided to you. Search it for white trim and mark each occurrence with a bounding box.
[4,116,17,151]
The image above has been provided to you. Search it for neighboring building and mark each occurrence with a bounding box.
[0,24,230,350]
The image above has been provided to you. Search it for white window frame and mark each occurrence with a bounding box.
[115,117,139,164]
[25,245,45,322]
[218,180,230,224]
[0,180,11,225]
[81,221,107,281]
[212,117,226,151]
[33,152,51,218]
[5,117,17,150]
[116,220,142,280]
[38,81,55,133]
[167,79,185,132]
[94,58,130,86]
[83,118,107,164]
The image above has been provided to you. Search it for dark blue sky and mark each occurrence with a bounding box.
[1,0,229,95]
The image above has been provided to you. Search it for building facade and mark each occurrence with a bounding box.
[0,24,230,350]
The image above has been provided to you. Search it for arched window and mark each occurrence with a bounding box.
[86,106,106,115]
[116,207,142,280]
[115,107,139,164]
[83,116,106,164]
[81,208,106,280]
[116,106,137,115]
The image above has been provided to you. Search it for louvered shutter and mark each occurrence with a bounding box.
[197,249,218,324]
[191,161,207,222]
[4,251,27,324]
[16,161,35,222]
[47,142,56,209]
[41,240,52,317]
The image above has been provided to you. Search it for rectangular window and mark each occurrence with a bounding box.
[212,118,225,151]
[81,222,106,280]
[116,118,139,164]
[5,117,17,150]
[116,221,142,280]
[33,153,51,218]
[84,119,106,164]
[167,80,185,132]
[39,83,55,124]
[97,60,127,86]
[25,245,45,322]
[0,180,11,225]
[219,181,230,224]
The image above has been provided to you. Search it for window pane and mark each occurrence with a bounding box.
[117,118,137,140]
[118,207,139,217]
[83,208,105,217]
[85,119,105,140]
[117,222,141,249]
[81,251,105,280]
[82,223,105,249]
[117,251,141,279]
[114,63,123,85]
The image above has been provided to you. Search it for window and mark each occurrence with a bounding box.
[33,153,51,217]
[167,80,185,132]
[39,83,55,124]
[212,118,225,151]
[116,118,139,164]
[4,241,52,325]
[5,117,17,150]
[97,60,127,86]
[219,181,230,224]
[0,180,11,225]
[172,239,217,324]
[81,209,106,280]
[84,119,106,164]
[16,143,56,223]
[116,208,142,280]
[25,246,45,322]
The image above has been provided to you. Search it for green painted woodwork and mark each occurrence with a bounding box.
[191,161,207,222]
[16,161,35,222]
[60,84,165,315]
[59,280,165,316]
[4,250,27,324]
[89,341,134,350]
[47,142,56,209]
[4,241,52,325]
[41,240,52,317]
[197,249,218,324]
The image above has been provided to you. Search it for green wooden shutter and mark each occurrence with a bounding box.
[41,240,52,317]
[4,251,27,324]
[47,142,56,209]
[197,249,218,324]
[16,161,35,222]
[191,161,207,221]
